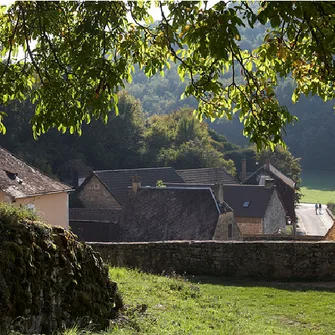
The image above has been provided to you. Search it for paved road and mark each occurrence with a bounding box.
[296,203,333,236]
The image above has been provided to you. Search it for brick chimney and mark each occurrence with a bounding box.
[132,174,141,193]
[265,159,270,171]
[213,184,224,204]
[265,178,275,188]
[241,158,247,181]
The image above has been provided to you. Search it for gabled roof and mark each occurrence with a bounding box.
[118,187,229,242]
[176,167,237,185]
[223,184,275,218]
[243,163,295,189]
[164,182,275,218]
[0,146,71,198]
[91,167,184,205]
[69,208,121,223]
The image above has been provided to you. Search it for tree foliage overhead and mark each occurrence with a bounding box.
[0,1,334,148]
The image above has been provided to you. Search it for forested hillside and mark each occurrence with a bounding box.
[0,93,240,184]
[125,18,334,172]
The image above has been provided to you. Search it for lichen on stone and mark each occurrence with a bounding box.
[0,203,122,334]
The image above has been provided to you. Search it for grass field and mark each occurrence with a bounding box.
[300,170,335,204]
[58,267,335,335]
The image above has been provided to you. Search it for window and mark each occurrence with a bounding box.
[243,201,250,208]
[228,224,233,238]
[93,183,100,190]
[26,203,35,211]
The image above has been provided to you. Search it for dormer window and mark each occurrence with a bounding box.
[4,170,17,180]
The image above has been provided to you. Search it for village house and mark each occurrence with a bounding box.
[117,181,240,242]
[75,167,184,208]
[165,182,287,237]
[0,146,72,228]
[242,160,296,221]
[223,184,287,236]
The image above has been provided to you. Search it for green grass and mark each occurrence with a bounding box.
[300,170,335,204]
[57,267,335,335]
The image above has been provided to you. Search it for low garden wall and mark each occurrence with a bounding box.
[90,240,335,280]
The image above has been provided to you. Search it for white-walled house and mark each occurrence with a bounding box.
[0,146,72,228]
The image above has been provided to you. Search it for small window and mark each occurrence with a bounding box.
[93,183,100,190]
[228,224,233,238]
[243,201,250,208]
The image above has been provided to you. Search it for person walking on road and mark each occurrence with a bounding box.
[319,203,322,215]
[315,203,318,215]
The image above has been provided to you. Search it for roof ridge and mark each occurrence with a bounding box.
[94,167,173,173]
[139,186,214,191]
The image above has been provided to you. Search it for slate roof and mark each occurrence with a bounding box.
[0,146,71,198]
[223,185,275,218]
[118,187,228,242]
[69,208,121,223]
[176,168,237,185]
[164,182,274,218]
[91,167,184,205]
[243,163,295,189]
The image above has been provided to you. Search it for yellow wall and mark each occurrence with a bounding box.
[15,192,69,229]
[0,191,12,203]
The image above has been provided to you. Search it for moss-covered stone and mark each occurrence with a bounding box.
[0,203,122,334]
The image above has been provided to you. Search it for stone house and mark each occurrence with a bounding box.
[176,167,237,184]
[0,146,72,228]
[117,183,241,242]
[76,167,184,209]
[242,161,296,221]
[223,184,287,236]
[165,181,286,237]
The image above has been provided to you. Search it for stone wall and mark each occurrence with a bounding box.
[213,212,241,240]
[78,175,121,209]
[263,190,287,234]
[0,204,121,334]
[91,240,335,280]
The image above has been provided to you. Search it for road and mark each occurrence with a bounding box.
[296,203,333,236]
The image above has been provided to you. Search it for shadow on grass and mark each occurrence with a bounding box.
[186,275,335,293]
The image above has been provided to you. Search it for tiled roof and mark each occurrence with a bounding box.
[164,182,273,218]
[269,164,295,189]
[69,208,121,223]
[0,146,71,198]
[176,168,237,184]
[223,185,275,218]
[243,163,295,189]
[93,167,184,205]
[118,187,224,242]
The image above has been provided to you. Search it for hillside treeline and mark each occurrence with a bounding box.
[124,18,334,172]
[0,90,301,192]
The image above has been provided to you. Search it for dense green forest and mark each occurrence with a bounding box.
[0,93,240,184]
[124,21,334,172]
[0,90,301,193]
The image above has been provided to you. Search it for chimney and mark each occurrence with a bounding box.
[132,174,141,193]
[265,159,270,171]
[265,178,275,189]
[213,184,224,204]
[241,158,247,181]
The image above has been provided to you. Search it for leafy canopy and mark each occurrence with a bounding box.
[0,1,334,148]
